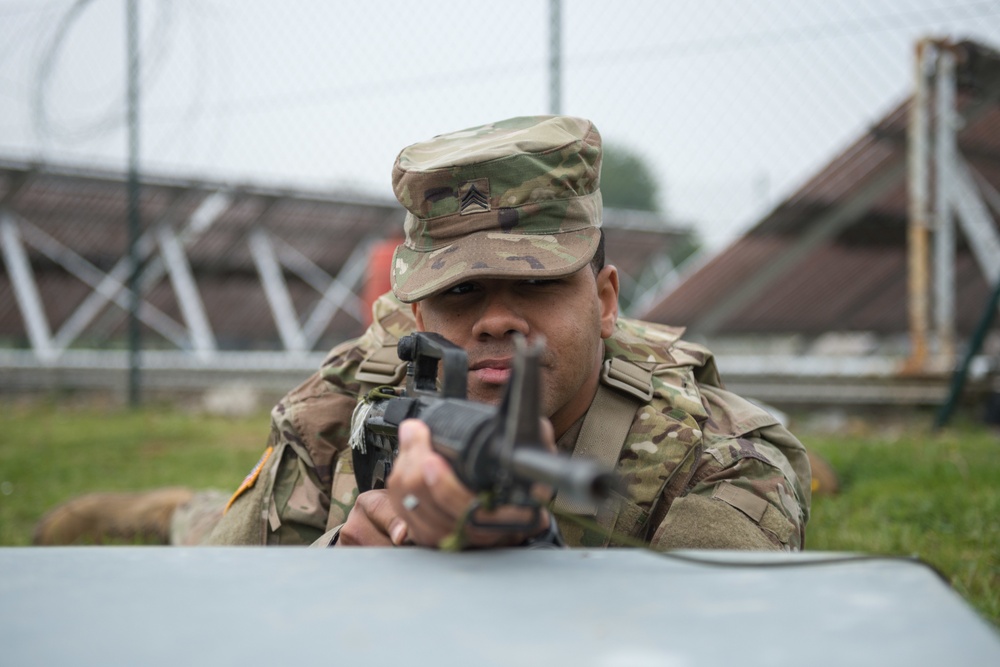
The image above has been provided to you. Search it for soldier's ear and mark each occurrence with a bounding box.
[596,265,619,339]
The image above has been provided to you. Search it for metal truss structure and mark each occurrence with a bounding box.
[0,162,688,395]
[0,164,405,392]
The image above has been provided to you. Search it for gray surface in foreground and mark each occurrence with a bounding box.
[2,548,999,667]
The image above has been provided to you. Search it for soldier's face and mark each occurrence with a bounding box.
[412,265,619,438]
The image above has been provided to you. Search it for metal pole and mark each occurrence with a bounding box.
[934,46,957,368]
[549,0,561,115]
[905,40,932,373]
[934,272,1000,429]
[126,0,142,406]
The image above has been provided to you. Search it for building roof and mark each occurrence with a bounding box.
[640,39,1000,341]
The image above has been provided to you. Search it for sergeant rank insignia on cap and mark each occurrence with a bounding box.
[459,179,490,215]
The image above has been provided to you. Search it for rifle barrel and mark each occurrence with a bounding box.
[510,447,619,506]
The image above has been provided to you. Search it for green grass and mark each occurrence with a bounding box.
[0,399,269,545]
[1,401,997,627]
[801,420,1000,628]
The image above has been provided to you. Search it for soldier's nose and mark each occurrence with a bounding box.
[472,295,529,340]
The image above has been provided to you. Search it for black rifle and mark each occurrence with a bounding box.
[352,332,618,529]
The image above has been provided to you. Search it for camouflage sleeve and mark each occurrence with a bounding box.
[209,293,415,546]
[205,347,366,546]
[652,426,808,550]
[263,320,392,545]
[647,383,811,552]
[205,368,358,546]
[264,376,356,545]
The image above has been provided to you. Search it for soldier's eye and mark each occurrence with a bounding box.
[446,282,477,295]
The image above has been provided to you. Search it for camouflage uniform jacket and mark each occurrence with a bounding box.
[206,294,811,550]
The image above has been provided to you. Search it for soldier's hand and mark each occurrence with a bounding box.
[337,489,411,547]
[386,419,553,549]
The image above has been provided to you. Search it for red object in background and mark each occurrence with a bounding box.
[363,239,401,325]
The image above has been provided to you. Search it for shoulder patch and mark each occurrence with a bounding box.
[712,481,769,523]
[224,446,274,514]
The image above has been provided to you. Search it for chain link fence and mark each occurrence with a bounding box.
[1,0,999,400]
[2,0,997,247]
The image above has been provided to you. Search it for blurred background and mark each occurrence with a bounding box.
[1,0,999,417]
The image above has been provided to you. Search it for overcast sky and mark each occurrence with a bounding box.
[1,0,998,249]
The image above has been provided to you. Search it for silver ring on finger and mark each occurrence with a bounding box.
[402,494,420,512]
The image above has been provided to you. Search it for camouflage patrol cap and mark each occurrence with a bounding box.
[390,115,603,303]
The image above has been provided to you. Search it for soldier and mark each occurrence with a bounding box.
[35,115,811,550]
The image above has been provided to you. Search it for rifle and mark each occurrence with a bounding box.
[351,332,619,531]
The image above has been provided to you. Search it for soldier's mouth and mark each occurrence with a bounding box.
[469,358,512,385]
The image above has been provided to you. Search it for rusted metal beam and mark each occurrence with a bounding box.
[904,39,934,374]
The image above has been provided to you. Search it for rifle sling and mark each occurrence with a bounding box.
[553,357,652,518]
